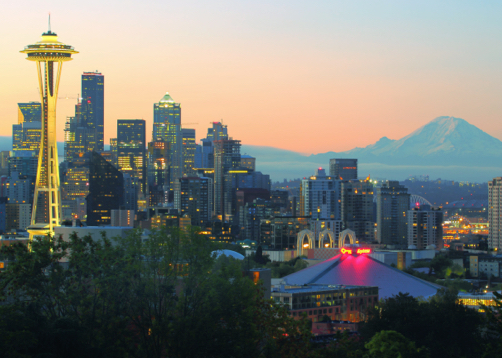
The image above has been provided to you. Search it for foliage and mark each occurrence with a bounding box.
[428,254,453,278]
[0,227,314,358]
[365,330,427,358]
[242,255,308,278]
[361,290,485,358]
[480,291,502,357]
[318,331,366,358]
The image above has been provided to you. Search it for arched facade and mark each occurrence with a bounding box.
[297,229,314,256]
[338,229,356,248]
[319,229,335,248]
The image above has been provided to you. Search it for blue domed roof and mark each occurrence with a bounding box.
[212,249,245,260]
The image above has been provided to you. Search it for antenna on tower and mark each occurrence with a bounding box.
[48,13,51,33]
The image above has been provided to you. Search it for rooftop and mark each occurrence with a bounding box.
[282,253,443,299]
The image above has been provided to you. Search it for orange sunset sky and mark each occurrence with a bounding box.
[1,0,502,154]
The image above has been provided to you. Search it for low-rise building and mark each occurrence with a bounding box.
[271,284,379,323]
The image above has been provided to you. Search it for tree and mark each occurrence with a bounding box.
[361,290,485,358]
[365,330,427,358]
[0,227,315,358]
[428,254,453,277]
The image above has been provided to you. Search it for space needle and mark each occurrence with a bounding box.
[20,18,78,239]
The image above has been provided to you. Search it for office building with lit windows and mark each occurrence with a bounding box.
[86,152,123,226]
[213,139,241,219]
[63,102,85,162]
[174,176,212,227]
[182,128,196,176]
[329,159,358,180]
[117,119,146,195]
[489,177,502,250]
[81,71,104,152]
[407,205,443,250]
[300,168,341,220]
[153,93,182,185]
[147,141,170,206]
[272,284,379,323]
[341,179,374,242]
[376,181,410,247]
[13,102,42,153]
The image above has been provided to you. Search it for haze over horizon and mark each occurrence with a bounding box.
[3,1,502,155]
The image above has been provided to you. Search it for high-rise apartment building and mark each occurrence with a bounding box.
[81,71,104,152]
[329,159,358,180]
[12,102,42,153]
[153,93,182,185]
[299,168,341,220]
[86,152,123,226]
[489,177,502,250]
[207,122,228,142]
[174,176,213,227]
[117,119,146,195]
[240,155,256,171]
[341,179,374,242]
[407,205,443,250]
[147,141,170,206]
[213,139,241,219]
[182,128,196,176]
[63,102,85,162]
[376,181,410,247]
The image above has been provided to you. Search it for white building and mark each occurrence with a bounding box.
[300,168,341,220]
[407,205,444,250]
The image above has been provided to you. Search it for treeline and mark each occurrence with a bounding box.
[1,229,502,358]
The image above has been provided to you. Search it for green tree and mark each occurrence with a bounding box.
[361,290,484,358]
[428,255,453,277]
[365,330,427,358]
[0,227,315,358]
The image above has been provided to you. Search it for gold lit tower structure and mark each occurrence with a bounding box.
[21,23,78,239]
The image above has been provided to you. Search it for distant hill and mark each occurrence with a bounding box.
[244,116,502,182]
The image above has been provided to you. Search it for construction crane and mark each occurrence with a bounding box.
[58,94,80,101]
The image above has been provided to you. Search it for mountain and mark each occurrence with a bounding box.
[243,116,502,182]
[309,116,502,166]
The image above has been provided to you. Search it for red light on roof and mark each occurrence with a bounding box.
[318,167,323,170]
[341,247,371,255]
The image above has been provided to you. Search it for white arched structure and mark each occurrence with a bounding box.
[338,229,356,248]
[297,229,314,256]
[319,229,335,248]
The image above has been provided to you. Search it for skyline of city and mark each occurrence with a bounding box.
[3,1,502,155]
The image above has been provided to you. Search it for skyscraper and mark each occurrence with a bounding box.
[174,176,212,227]
[21,25,78,239]
[340,179,374,242]
[407,205,443,250]
[117,119,146,195]
[376,181,410,247]
[489,177,502,250]
[329,159,358,180]
[182,128,196,176]
[299,168,341,220]
[63,102,84,162]
[81,71,104,152]
[12,102,42,153]
[86,152,123,226]
[214,139,241,219]
[153,93,182,185]
[147,140,170,206]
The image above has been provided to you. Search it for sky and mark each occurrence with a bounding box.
[1,0,502,155]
